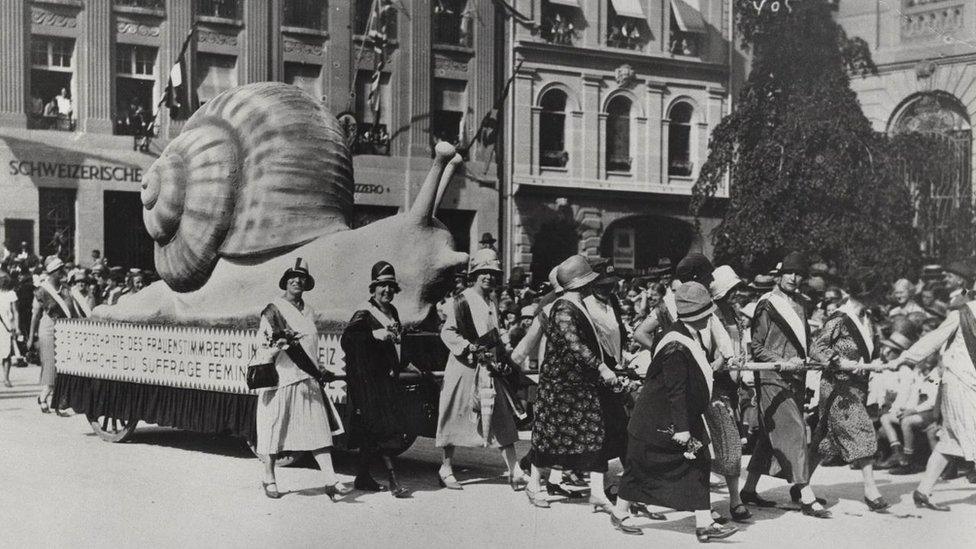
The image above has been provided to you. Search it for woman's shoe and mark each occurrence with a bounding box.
[730,504,752,522]
[630,503,666,521]
[589,496,614,515]
[323,482,352,500]
[546,483,584,499]
[799,502,832,518]
[563,471,588,487]
[525,486,551,508]
[912,490,950,511]
[696,523,738,543]
[261,481,282,499]
[37,396,50,414]
[388,472,409,499]
[610,513,643,536]
[740,490,776,507]
[790,485,826,506]
[510,473,528,492]
[354,473,387,492]
[864,496,890,513]
[710,509,729,525]
[437,471,463,490]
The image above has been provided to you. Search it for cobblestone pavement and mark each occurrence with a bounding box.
[2,365,974,548]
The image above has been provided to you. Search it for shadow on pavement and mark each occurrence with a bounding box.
[121,426,254,460]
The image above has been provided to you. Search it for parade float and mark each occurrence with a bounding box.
[52,83,462,459]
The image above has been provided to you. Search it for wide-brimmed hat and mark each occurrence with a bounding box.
[469,248,502,275]
[676,282,715,322]
[279,257,315,291]
[780,252,808,275]
[881,331,914,352]
[676,253,714,283]
[710,265,742,300]
[44,255,64,275]
[556,255,599,291]
[648,257,673,278]
[369,260,401,293]
[750,274,776,292]
[548,266,563,293]
[479,232,497,245]
[944,259,975,283]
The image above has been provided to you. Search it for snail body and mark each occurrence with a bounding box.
[95,83,467,327]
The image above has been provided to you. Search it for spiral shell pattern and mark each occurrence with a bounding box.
[140,82,353,292]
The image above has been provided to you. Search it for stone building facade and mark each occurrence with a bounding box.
[0,0,501,268]
[837,0,976,259]
[502,0,734,282]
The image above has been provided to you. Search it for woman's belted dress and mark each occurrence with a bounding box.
[255,298,344,455]
[34,281,78,386]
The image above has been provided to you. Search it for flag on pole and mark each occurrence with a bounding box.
[160,24,197,120]
[367,0,394,124]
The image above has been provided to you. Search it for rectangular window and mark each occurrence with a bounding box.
[197,0,239,19]
[284,62,322,98]
[117,45,157,76]
[352,70,392,155]
[195,53,237,105]
[28,36,75,131]
[432,78,467,148]
[433,0,469,46]
[283,0,328,30]
[354,0,398,39]
[31,36,74,69]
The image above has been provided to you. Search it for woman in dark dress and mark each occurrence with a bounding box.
[526,255,626,512]
[613,282,738,543]
[340,261,410,498]
[808,277,887,512]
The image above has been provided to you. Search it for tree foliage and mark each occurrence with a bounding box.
[692,0,921,282]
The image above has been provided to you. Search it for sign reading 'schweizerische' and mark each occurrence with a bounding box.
[55,320,346,396]
[9,160,143,182]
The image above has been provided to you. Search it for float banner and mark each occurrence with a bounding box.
[55,320,345,396]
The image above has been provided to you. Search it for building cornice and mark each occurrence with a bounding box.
[515,40,729,79]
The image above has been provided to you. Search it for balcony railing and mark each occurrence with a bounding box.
[607,155,632,172]
[669,160,694,176]
[27,114,75,132]
[352,123,391,156]
[114,0,165,9]
[541,9,578,46]
[669,31,700,56]
[197,0,239,19]
[540,150,569,168]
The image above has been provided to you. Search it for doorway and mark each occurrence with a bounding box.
[104,191,154,271]
[38,187,76,260]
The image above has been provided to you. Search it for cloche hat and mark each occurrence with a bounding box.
[556,255,599,291]
[279,257,315,291]
[369,261,401,293]
[469,248,502,275]
[676,282,715,322]
[676,253,714,283]
[710,265,742,300]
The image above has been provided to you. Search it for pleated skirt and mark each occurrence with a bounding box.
[935,374,976,461]
[256,378,338,455]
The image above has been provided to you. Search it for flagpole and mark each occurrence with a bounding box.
[147,23,198,136]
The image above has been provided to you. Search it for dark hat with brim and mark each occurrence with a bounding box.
[750,274,776,292]
[479,232,497,244]
[592,258,622,286]
[675,253,714,283]
[279,257,315,291]
[780,252,808,275]
[369,260,401,293]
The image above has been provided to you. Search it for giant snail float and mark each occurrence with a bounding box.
[94,82,470,329]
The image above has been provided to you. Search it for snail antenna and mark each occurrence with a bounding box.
[434,153,463,216]
[411,141,455,221]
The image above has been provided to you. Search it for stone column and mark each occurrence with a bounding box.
[511,69,536,179]
[529,105,541,176]
[407,3,431,157]
[570,110,583,180]
[634,115,647,184]
[163,0,193,138]
[0,0,27,127]
[472,0,494,164]
[268,0,282,82]
[79,0,113,134]
[582,74,603,180]
[242,1,270,84]
[647,80,667,185]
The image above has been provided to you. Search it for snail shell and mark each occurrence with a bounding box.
[141,83,353,292]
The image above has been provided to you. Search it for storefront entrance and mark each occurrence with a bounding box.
[599,215,696,275]
[38,187,76,260]
[104,191,154,271]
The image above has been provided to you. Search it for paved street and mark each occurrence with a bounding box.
[2,365,974,549]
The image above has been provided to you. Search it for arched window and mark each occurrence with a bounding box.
[539,89,568,167]
[606,96,632,172]
[668,102,694,176]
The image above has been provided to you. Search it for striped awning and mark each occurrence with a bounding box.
[610,0,645,19]
[671,0,706,33]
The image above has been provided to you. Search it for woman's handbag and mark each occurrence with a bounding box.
[246,348,279,390]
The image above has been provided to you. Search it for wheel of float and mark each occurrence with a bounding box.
[86,412,139,443]
[245,440,302,467]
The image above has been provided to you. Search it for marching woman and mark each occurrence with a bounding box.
[808,275,888,512]
[525,256,627,511]
[612,283,738,542]
[256,259,349,500]
[340,261,410,498]
[0,272,19,388]
[707,266,750,522]
[436,248,526,490]
[28,256,79,414]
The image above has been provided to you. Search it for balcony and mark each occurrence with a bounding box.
[351,123,391,156]
[606,19,648,50]
[668,159,694,177]
[27,114,75,132]
[607,155,632,172]
[540,6,579,46]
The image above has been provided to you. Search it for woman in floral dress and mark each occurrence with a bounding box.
[808,277,888,512]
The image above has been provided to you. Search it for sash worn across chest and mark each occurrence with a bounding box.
[839,307,874,362]
[951,302,976,372]
[39,281,72,318]
[758,292,809,358]
[365,300,401,359]
[654,328,713,396]
[559,295,607,364]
